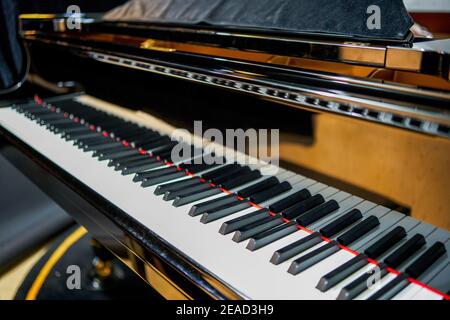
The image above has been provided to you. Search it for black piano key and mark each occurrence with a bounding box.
[247,221,298,251]
[141,171,187,187]
[76,137,107,148]
[138,137,172,151]
[270,233,322,265]
[108,154,147,167]
[180,162,209,173]
[221,170,262,190]
[149,141,178,155]
[172,188,222,207]
[337,264,389,300]
[154,178,200,196]
[337,216,380,246]
[189,194,238,216]
[364,226,407,259]
[37,112,64,121]
[282,194,325,220]
[296,200,339,227]
[115,156,156,170]
[367,273,410,300]
[85,141,123,152]
[99,149,139,161]
[201,164,240,181]
[92,146,125,158]
[384,234,426,268]
[122,160,163,175]
[133,166,178,182]
[219,209,269,235]
[316,254,369,292]
[320,208,363,238]
[132,134,167,148]
[52,123,86,133]
[269,189,311,213]
[66,131,101,141]
[249,181,292,204]
[154,150,173,162]
[237,176,279,198]
[210,165,245,184]
[405,242,446,279]
[200,201,252,223]
[163,183,210,200]
[288,241,340,275]
[213,166,252,185]
[232,215,284,242]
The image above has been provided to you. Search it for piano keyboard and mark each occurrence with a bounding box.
[1,95,449,300]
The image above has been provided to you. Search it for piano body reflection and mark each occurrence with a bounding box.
[1,0,449,300]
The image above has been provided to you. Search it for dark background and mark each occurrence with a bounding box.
[0,0,127,90]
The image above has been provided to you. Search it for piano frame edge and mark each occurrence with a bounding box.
[0,108,246,300]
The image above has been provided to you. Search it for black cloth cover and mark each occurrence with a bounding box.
[0,0,23,90]
[103,0,414,41]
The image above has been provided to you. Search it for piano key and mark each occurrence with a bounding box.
[155,177,202,196]
[269,189,311,213]
[357,215,425,253]
[270,233,322,265]
[296,200,339,227]
[219,169,262,190]
[188,194,237,216]
[141,171,189,188]
[384,234,426,269]
[316,254,369,292]
[337,216,380,246]
[356,232,446,299]
[219,208,269,235]
[200,201,252,223]
[152,140,182,154]
[172,187,222,207]
[232,215,284,243]
[319,209,363,238]
[337,264,389,300]
[133,166,177,182]
[115,156,157,169]
[426,263,450,295]
[249,181,292,204]
[66,131,101,141]
[405,241,447,279]
[349,209,404,251]
[122,160,163,175]
[282,194,325,220]
[99,148,139,161]
[412,240,450,285]
[364,226,407,259]
[308,196,369,231]
[210,165,246,184]
[201,164,240,181]
[108,153,148,167]
[366,273,410,300]
[237,176,280,198]
[85,141,123,151]
[288,241,340,275]
[247,221,298,251]
[92,145,126,158]
[163,183,211,200]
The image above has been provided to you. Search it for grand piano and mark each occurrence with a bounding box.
[0,0,449,300]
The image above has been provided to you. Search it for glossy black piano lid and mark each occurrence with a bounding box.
[103,0,414,42]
